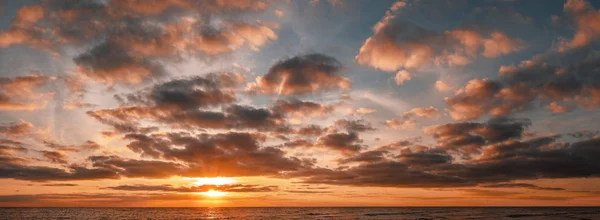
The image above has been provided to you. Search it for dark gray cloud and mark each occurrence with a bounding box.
[290,161,472,188]
[0,163,119,181]
[118,72,243,110]
[424,117,531,155]
[39,150,68,164]
[124,131,308,176]
[272,99,335,118]
[0,193,208,206]
[446,53,600,120]
[88,73,287,133]
[74,40,166,85]
[333,119,376,133]
[445,136,600,183]
[294,125,325,137]
[88,155,186,178]
[480,183,565,191]
[316,132,363,154]
[248,54,350,95]
[41,183,78,187]
[338,150,388,164]
[285,130,600,188]
[0,139,28,156]
[397,147,452,167]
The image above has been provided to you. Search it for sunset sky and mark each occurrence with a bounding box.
[1,0,600,207]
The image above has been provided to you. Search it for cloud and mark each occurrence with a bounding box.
[386,119,415,130]
[445,78,502,120]
[446,54,600,120]
[74,41,166,85]
[348,107,376,116]
[287,132,600,188]
[119,72,244,110]
[356,2,524,73]
[316,131,363,154]
[0,139,28,156]
[88,155,187,178]
[0,0,278,87]
[0,5,51,49]
[289,160,471,188]
[546,101,574,113]
[0,120,34,137]
[272,99,335,118]
[333,119,375,132]
[274,10,285,17]
[44,140,101,152]
[88,73,288,133]
[394,70,411,85]
[285,190,332,194]
[123,131,307,176]
[435,80,452,92]
[41,183,78,187]
[39,150,68,164]
[397,147,452,167]
[480,183,565,191]
[338,150,388,164]
[248,54,350,95]
[103,184,278,193]
[295,125,325,136]
[0,193,209,206]
[0,75,54,111]
[89,104,285,134]
[424,117,530,155]
[0,163,119,182]
[402,106,440,119]
[446,136,600,183]
[69,14,275,86]
[191,22,278,55]
[63,101,98,110]
[110,0,268,15]
[560,0,600,50]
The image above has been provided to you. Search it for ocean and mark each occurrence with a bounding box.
[0,207,599,219]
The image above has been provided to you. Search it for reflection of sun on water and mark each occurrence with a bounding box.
[184,177,236,197]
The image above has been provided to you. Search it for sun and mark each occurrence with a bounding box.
[202,189,228,197]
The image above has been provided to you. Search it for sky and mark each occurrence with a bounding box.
[0,0,600,207]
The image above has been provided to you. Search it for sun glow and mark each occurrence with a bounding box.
[202,189,228,197]
[184,177,236,197]
[186,177,237,186]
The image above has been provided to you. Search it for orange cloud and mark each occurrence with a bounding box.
[356,3,524,73]
[561,0,600,50]
[0,75,54,111]
[0,120,34,137]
